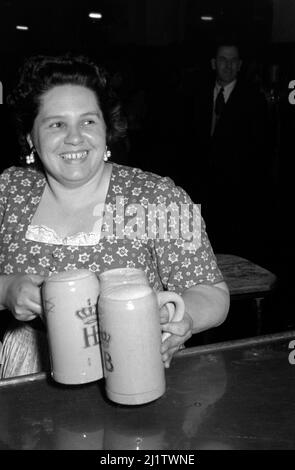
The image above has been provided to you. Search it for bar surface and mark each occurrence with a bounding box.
[0,330,294,450]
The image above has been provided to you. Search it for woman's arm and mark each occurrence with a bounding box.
[182,281,230,334]
[160,281,230,367]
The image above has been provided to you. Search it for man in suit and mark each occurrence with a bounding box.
[189,40,271,261]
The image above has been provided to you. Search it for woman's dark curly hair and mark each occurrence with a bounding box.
[7,54,127,162]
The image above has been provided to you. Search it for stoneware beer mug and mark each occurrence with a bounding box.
[42,269,103,385]
[98,268,185,405]
[98,267,149,287]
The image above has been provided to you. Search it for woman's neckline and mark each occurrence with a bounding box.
[26,163,115,244]
[25,223,101,246]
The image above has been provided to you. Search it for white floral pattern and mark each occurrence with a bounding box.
[0,164,224,378]
[0,164,223,290]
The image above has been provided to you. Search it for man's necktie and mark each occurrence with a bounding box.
[214,87,225,118]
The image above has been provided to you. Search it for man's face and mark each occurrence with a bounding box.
[211,46,242,86]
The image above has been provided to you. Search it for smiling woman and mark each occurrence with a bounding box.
[7,54,126,166]
[27,84,107,188]
[0,54,229,379]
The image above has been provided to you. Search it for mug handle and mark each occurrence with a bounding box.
[157,291,185,342]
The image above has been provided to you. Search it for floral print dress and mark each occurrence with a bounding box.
[0,163,223,378]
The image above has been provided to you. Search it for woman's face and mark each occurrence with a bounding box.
[29,84,107,187]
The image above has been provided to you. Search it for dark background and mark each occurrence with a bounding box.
[0,0,294,342]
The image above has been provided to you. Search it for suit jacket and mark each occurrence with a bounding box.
[186,76,271,255]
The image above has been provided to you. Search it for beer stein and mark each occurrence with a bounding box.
[42,269,102,384]
[98,268,185,405]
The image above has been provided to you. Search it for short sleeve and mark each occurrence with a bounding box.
[149,177,224,294]
[0,167,15,225]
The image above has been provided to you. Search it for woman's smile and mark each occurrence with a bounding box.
[59,150,89,161]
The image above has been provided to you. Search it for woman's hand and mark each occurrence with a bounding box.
[0,274,45,321]
[160,310,193,368]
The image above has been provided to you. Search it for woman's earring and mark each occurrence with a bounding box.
[26,148,35,165]
[103,146,111,162]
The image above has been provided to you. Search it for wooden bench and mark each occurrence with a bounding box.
[216,254,277,334]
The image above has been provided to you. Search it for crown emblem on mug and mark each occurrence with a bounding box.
[76,299,97,325]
